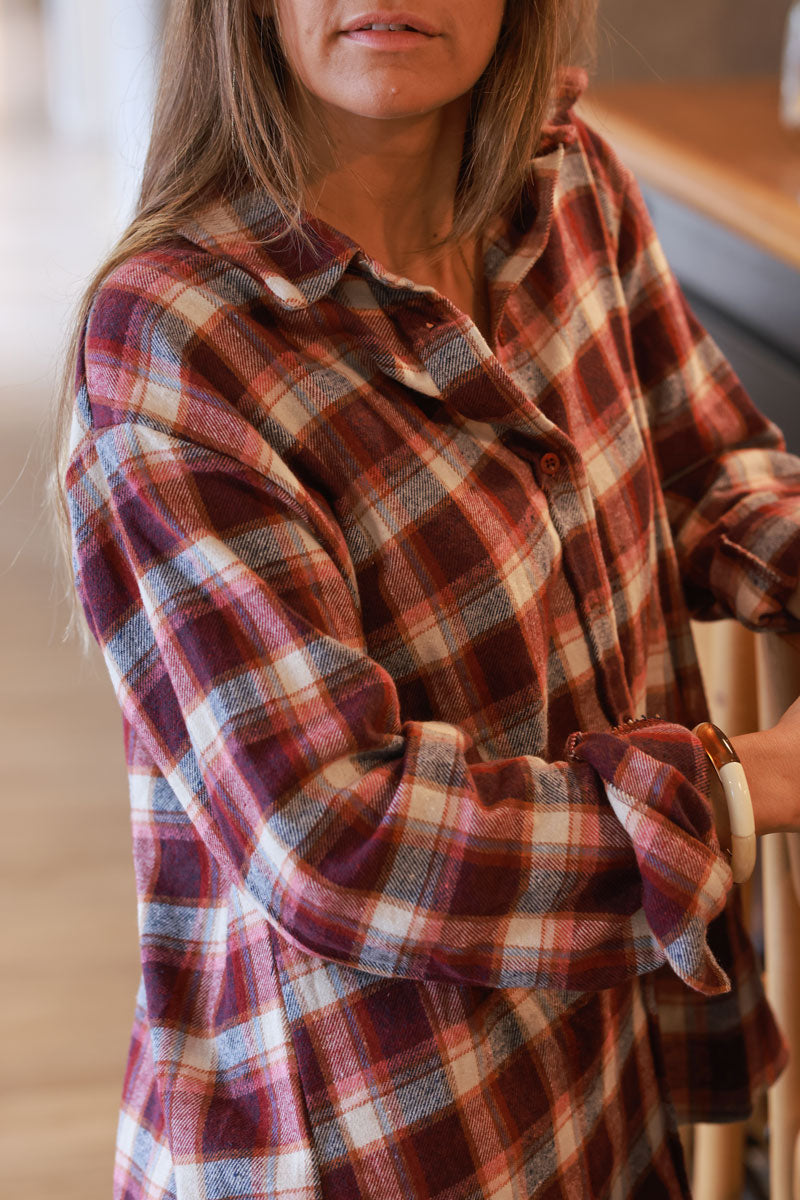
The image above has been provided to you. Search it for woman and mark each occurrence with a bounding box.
[57,1,800,1197]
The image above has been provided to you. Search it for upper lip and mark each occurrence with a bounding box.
[341,12,439,34]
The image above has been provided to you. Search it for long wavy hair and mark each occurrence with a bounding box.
[52,0,597,592]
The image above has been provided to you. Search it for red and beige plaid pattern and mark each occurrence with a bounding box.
[66,82,797,1199]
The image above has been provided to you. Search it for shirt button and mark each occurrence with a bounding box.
[540,452,561,476]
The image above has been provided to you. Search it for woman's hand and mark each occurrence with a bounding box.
[733,693,800,838]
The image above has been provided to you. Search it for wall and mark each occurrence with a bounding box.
[595,0,793,81]
[40,0,164,217]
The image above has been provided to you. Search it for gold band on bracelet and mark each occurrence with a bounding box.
[693,721,738,773]
[693,721,756,885]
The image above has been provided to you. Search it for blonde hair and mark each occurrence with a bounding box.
[52,0,596,584]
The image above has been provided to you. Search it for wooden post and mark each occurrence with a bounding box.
[788,837,800,909]
[690,621,760,1200]
[761,833,800,1200]
[756,635,800,1200]
[691,1122,746,1200]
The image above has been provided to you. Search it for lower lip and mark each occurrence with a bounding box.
[342,29,435,49]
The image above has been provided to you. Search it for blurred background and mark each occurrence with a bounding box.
[0,2,798,1198]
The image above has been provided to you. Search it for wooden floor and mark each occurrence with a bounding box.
[0,128,139,1197]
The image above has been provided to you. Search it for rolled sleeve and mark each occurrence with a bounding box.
[568,719,732,995]
[615,157,800,631]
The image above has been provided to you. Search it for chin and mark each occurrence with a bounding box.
[344,88,455,121]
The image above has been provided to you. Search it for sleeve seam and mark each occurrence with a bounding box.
[718,534,785,586]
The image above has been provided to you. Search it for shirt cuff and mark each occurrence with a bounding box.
[710,509,800,631]
[567,718,734,996]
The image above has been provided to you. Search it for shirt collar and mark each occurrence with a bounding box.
[177,67,587,311]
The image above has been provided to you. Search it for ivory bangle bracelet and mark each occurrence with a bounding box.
[693,721,756,884]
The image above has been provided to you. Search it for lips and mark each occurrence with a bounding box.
[341,12,439,36]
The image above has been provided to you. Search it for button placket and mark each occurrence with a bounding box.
[547,488,636,726]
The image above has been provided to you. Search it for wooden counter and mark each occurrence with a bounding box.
[577,78,800,271]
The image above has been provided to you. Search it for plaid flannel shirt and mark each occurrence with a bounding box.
[67,77,799,1200]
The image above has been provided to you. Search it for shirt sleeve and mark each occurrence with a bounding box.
[614,159,800,631]
[68,261,734,997]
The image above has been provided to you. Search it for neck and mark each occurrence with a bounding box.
[300,92,470,277]
[295,90,491,342]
